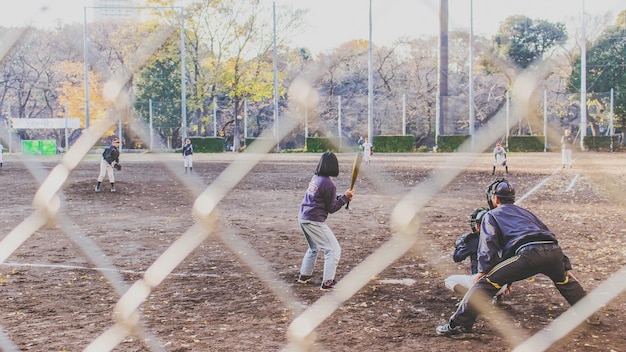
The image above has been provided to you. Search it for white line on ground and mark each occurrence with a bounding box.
[0,262,221,278]
[565,174,580,192]
[514,166,564,205]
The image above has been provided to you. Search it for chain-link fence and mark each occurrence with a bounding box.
[1,2,625,351]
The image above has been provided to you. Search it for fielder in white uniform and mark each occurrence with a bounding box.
[182,138,194,173]
[561,129,574,168]
[361,137,373,164]
[492,143,508,175]
[96,138,120,193]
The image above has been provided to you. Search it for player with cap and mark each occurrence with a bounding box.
[95,137,121,193]
[444,207,507,301]
[436,178,600,337]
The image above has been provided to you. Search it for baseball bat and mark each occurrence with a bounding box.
[346,152,363,209]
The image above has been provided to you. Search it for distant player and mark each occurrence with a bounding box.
[561,129,574,168]
[183,138,194,174]
[492,143,508,175]
[361,137,373,164]
[0,142,3,169]
[95,138,121,193]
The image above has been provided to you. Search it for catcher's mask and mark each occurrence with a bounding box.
[469,207,489,232]
[485,178,515,209]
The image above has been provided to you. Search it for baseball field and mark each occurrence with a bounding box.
[0,151,624,351]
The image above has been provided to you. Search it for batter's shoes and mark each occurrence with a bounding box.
[95,184,100,192]
[297,275,312,284]
[321,279,337,291]
[111,187,116,193]
[436,323,472,338]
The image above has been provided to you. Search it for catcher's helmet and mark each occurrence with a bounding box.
[469,207,489,232]
[486,178,515,209]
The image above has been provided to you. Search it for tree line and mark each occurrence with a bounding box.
[1,0,624,150]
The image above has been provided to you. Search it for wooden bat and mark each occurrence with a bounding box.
[346,152,364,209]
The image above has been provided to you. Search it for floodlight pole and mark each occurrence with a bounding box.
[468,0,475,146]
[367,0,373,142]
[273,0,279,152]
[580,0,587,150]
[83,7,90,129]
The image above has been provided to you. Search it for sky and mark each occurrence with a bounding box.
[1,0,624,53]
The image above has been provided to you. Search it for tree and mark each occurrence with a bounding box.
[494,15,567,70]
[569,10,626,131]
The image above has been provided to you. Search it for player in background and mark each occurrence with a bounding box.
[297,152,354,291]
[361,137,373,164]
[492,142,508,175]
[183,138,194,174]
[95,138,121,193]
[357,136,364,149]
[0,141,4,169]
[561,128,574,168]
[436,178,600,337]
[445,207,507,301]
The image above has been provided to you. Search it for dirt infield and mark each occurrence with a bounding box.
[0,151,624,351]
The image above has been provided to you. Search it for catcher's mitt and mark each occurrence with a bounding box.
[114,163,122,171]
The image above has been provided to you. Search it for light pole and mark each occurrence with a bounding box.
[468,0,475,146]
[580,0,587,150]
[273,0,279,152]
[367,0,373,142]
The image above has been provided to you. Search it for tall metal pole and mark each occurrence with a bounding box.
[367,0,373,142]
[543,90,547,153]
[506,91,510,148]
[149,99,154,150]
[213,96,217,137]
[468,0,475,146]
[610,88,614,152]
[437,0,449,139]
[402,93,406,136]
[338,96,342,150]
[180,7,187,145]
[580,0,587,150]
[64,100,69,152]
[244,98,248,139]
[272,0,279,152]
[83,7,90,129]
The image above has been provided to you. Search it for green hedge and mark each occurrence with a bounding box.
[583,136,620,151]
[189,137,224,153]
[435,135,470,152]
[305,137,341,152]
[507,136,545,152]
[372,135,415,152]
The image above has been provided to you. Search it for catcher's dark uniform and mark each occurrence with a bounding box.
[453,231,479,275]
[448,203,588,330]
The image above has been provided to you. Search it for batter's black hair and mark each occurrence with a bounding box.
[315,152,340,177]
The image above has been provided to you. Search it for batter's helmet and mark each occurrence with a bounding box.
[469,207,489,232]
[486,178,515,209]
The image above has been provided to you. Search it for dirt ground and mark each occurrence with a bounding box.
[0,151,625,352]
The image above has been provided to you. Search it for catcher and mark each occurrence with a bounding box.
[445,207,507,300]
[95,137,121,193]
[436,178,600,337]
